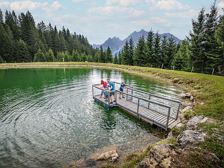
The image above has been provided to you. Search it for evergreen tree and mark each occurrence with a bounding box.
[160,36,168,68]
[172,40,191,70]
[46,49,55,62]
[5,10,20,40]
[15,39,30,62]
[0,9,3,24]
[215,13,224,74]
[204,2,219,72]
[72,49,79,61]
[118,52,122,64]
[134,36,146,66]
[128,38,134,65]
[121,41,129,65]
[0,23,14,62]
[153,33,161,67]
[99,46,105,63]
[190,8,207,72]
[113,54,118,64]
[0,56,3,63]
[106,47,112,63]
[145,31,154,66]
[34,48,46,62]
[166,37,177,68]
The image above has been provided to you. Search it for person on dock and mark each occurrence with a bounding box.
[100,80,108,98]
[107,79,115,104]
[119,81,126,99]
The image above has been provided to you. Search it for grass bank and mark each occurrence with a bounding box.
[1,62,224,167]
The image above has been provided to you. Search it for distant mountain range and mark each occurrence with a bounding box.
[93,29,181,55]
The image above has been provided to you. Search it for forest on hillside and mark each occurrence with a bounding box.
[0,9,113,63]
[0,2,224,75]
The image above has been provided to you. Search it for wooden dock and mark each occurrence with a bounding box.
[92,83,181,130]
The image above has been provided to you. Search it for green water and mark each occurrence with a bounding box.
[0,68,181,168]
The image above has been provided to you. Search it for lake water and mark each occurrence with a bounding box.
[0,68,181,168]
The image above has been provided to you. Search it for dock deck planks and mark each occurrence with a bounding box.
[94,94,179,130]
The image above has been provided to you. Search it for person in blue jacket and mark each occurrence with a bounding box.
[119,81,126,99]
[107,79,115,103]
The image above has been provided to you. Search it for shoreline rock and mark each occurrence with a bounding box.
[177,130,206,148]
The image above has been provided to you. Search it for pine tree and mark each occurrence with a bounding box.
[153,33,161,67]
[106,47,112,63]
[128,38,134,65]
[134,36,146,66]
[0,23,14,62]
[172,40,191,70]
[0,56,3,63]
[166,37,177,68]
[160,36,168,68]
[118,52,122,64]
[190,8,207,72]
[113,54,118,64]
[15,39,30,62]
[204,2,219,73]
[72,49,79,61]
[99,46,105,63]
[34,48,46,62]
[5,10,20,40]
[145,31,154,66]
[215,13,224,74]
[0,9,3,24]
[121,41,129,65]
[46,49,55,62]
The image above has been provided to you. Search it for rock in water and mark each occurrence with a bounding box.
[177,130,206,147]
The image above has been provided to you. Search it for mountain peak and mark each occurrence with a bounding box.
[93,30,181,55]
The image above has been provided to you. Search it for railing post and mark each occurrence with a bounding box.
[148,95,151,109]
[166,107,171,130]
[137,98,140,118]
[126,87,129,101]
[131,87,133,101]
[176,103,181,120]
[108,90,110,106]
[114,90,117,104]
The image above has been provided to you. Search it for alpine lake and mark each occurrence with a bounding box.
[0,68,181,168]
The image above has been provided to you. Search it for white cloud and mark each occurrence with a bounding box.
[106,0,137,6]
[165,9,198,18]
[89,6,144,17]
[51,1,62,10]
[72,0,87,3]
[0,0,62,11]
[146,0,189,10]
[218,0,224,9]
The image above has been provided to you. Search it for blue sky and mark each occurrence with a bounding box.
[0,0,223,44]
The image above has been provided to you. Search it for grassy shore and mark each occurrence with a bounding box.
[1,62,224,167]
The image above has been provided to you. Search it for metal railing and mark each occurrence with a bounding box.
[122,85,181,120]
[115,90,172,130]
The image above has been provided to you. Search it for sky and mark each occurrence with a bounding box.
[0,0,223,44]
